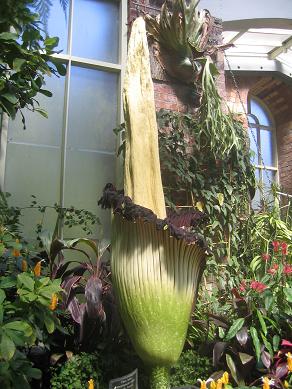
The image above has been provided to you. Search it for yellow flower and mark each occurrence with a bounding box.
[196,201,204,212]
[287,352,292,372]
[221,372,229,385]
[34,261,41,276]
[49,293,58,311]
[21,259,28,272]
[88,379,94,389]
[262,377,270,389]
[216,379,223,389]
[200,380,207,389]
[210,380,216,389]
[284,381,289,389]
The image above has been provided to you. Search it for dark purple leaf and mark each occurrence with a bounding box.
[61,276,82,304]
[67,297,82,324]
[209,313,230,328]
[226,353,244,385]
[50,239,65,263]
[85,276,105,321]
[213,342,227,367]
[275,363,288,379]
[261,350,271,369]
[62,263,88,280]
[236,326,249,346]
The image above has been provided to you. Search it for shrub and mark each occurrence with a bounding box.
[50,353,102,389]
[169,349,213,387]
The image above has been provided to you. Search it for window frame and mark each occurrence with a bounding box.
[247,95,279,202]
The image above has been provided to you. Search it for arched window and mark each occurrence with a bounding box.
[248,96,278,207]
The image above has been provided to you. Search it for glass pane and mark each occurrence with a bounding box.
[260,129,274,167]
[4,144,61,238]
[262,170,276,204]
[64,151,115,239]
[248,127,258,164]
[250,98,271,126]
[67,66,118,152]
[8,75,65,147]
[247,114,257,125]
[251,169,261,209]
[47,0,69,53]
[72,0,119,63]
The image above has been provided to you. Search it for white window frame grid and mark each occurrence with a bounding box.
[248,95,278,199]
[0,0,127,199]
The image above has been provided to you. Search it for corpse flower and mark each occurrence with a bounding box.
[99,17,209,389]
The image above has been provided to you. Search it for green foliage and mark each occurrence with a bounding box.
[50,352,102,389]
[157,109,255,260]
[0,192,21,233]
[0,0,66,123]
[169,349,213,387]
[0,228,62,387]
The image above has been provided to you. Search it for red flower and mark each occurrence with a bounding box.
[283,264,292,275]
[268,263,279,275]
[262,253,270,261]
[250,280,267,293]
[281,242,288,256]
[272,241,280,252]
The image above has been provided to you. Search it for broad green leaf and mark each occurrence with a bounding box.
[39,89,53,97]
[0,243,5,256]
[27,367,42,379]
[250,255,261,272]
[1,93,18,105]
[217,193,224,206]
[13,58,26,72]
[226,354,244,385]
[0,276,16,289]
[225,318,245,341]
[34,108,48,118]
[238,352,254,365]
[17,273,34,291]
[261,333,273,357]
[3,321,33,337]
[44,36,59,47]
[0,32,18,40]
[0,289,5,304]
[0,333,15,360]
[54,61,67,76]
[250,326,261,361]
[273,334,280,352]
[256,309,267,336]
[284,288,292,303]
[44,315,55,334]
[0,306,3,324]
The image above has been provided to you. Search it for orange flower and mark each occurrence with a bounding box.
[88,379,94,389]
[286,352,292,372]
[216,379,223,389]
[210,381,216,389]
[12,239,20,257]
[262,377,270,389]
[200,381,207,389]
[34,261,41,276]
[21,259,28,272]
[49,293,58,311]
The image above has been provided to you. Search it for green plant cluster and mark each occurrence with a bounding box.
[50,352,102,389]
[170,349,213,387]
[0,227,62,388]
[157,109,255,260]
[0,0,66,123]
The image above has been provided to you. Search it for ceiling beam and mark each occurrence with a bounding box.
[268,36,292,59]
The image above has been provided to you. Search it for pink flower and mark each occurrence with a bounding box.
[281,242,288,256]
[262,253,270,261]
[268,263,279,275]
[239,280,247,292]
[272,241,280,253]
[283,264,292,275]
[250,280,267,293]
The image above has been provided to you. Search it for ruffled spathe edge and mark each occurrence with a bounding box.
[98,183,211,254]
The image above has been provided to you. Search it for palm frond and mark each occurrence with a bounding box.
[33,0,52,30]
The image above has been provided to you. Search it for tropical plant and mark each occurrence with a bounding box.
[0,0,66,124]
[99,17,209,389]
[0,228,62,388]
[33,0,69,30]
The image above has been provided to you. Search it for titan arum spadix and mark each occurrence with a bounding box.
[99,17,209,389]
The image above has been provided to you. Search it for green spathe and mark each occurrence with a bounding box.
[111,216,205,366]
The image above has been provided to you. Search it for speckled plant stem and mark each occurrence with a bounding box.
[149,366,170,389]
